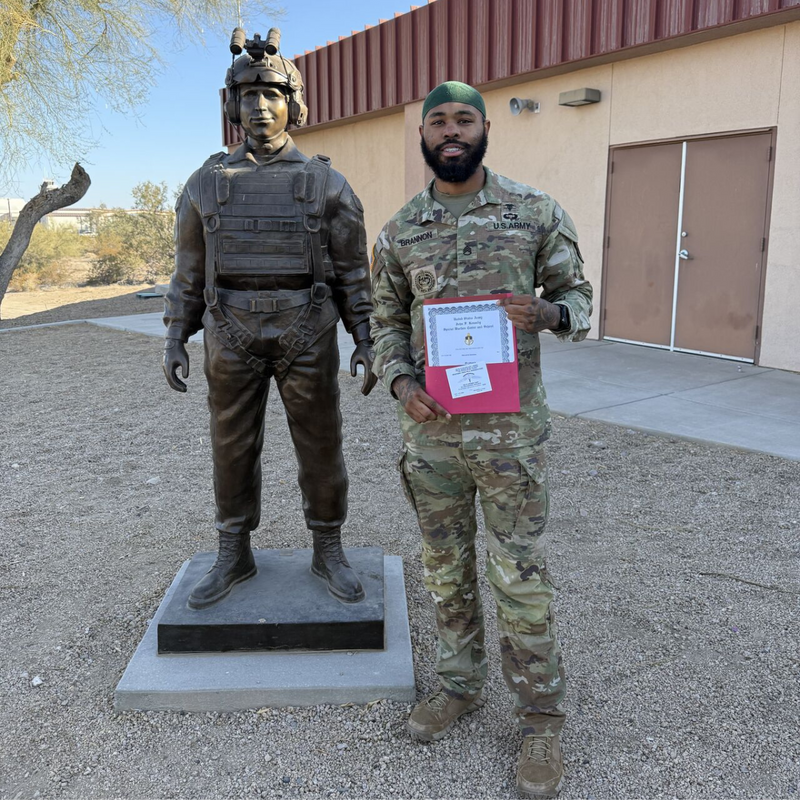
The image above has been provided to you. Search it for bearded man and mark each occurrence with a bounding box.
[370,81,593,798]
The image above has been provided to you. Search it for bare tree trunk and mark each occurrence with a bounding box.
[0,163,91,318]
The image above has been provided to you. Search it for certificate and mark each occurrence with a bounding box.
[423,299,515,367]
[423,294,520,415]
[446,363,492,399]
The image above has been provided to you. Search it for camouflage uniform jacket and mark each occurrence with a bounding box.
[164,137,372,343]
[370,167,593,450]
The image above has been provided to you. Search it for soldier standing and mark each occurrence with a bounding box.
[163,29,376,609]
[370,82,593,798]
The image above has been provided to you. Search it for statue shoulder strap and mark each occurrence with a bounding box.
[297,154,332,224]
[202,151,226,168]
[198,152,228,221]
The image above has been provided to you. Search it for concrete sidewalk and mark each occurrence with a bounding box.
[6,311,798,460]
[538,334,799,461]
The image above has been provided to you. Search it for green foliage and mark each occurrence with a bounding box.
[0,221,86,290]
[88,180,175,285]
[0,0,280,188]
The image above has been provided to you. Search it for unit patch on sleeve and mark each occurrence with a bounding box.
[409,265,438,296]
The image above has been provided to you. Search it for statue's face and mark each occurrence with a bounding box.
[239,83,289,142]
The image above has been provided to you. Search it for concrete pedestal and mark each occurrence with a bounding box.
[114,554,416,711]
[157,548,385,654]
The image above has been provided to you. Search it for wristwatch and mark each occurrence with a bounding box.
[555,304,570,333]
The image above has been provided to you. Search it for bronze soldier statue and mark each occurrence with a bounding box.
[162,28,376,609]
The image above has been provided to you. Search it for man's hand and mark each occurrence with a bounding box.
[163,338,190,393]
[497,295,561,334]
[391,375,451,424]
[350,340,378,396]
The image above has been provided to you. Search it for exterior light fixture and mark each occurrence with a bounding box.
[558,88,601,107]
[509,98,540,115]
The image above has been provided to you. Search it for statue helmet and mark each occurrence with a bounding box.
[224,28,308,128]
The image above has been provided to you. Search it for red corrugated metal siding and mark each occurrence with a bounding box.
[396,12,415,103]
[431,0,451,87]
[471,0,491,85]
[329,41,342,120]
[411,5,431,97]
[353,30,369,115]
[341,36,354,119]
[220,88,244,148]
[222,0,800,143]
[368,25,383,110]
[382,20,398,108]
[565,0,593,62]
[489,0,513,80]
[538,0,563,68]
[513,0,537,74]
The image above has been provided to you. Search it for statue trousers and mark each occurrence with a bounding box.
[399,442,565,736]
[203,306,347,536]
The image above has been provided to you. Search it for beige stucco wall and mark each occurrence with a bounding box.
[291,111,406,250]
[294,23,799,371]
[478,65,613,337]
[609,25,785,144]
[759,21,800,370]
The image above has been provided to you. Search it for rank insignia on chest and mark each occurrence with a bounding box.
[410,266,437,295]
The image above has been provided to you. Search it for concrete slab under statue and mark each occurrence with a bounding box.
[158,548,385,654]
[115,551,416,711]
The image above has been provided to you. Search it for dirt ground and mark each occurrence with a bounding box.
[0,324,798,800]
[0,285,164,329]
[0,257,169,328]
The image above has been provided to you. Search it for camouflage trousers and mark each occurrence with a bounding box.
[400,442,566,736]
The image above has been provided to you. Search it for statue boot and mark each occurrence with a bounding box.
[310,528,365,603]
[188,532,257,609]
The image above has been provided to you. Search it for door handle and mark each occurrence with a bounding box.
[679,249,691,260]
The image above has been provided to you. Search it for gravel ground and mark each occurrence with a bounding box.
[1,324,798,800]
[0,290,162,329]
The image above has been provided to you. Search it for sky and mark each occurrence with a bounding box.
[10,0,412,208]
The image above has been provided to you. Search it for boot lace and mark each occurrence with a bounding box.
[214,533,246,566]
[425,692,451,712]
[525,736,552,764]
[317,531,347,564]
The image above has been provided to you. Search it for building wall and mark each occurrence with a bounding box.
[291,112,406,251]
[760,21,800,370]
[293,23,799,372]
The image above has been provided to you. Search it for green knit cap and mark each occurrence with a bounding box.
[422,81,486,121]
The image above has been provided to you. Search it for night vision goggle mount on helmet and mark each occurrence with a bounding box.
[224,26,308,128]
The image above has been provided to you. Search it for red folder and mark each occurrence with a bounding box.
[423,294,520,415]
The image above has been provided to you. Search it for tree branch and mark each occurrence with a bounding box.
[0,162,90,316]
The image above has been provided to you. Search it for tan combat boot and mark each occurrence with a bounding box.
[407,690,485,741]
[516,733,564,797]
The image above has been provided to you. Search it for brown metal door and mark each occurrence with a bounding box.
[674,133,771,359]
[603,143,682,345]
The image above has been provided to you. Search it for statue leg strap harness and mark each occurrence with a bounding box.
[199,154,333,380]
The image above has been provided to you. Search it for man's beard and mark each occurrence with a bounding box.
[420,132,489,184]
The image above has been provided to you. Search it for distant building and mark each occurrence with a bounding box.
[41,207,95,235]
[1,192,127,235]
[1,198,26,222]
[221,0,800,373]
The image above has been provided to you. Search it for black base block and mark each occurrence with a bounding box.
[157,547,385,654]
